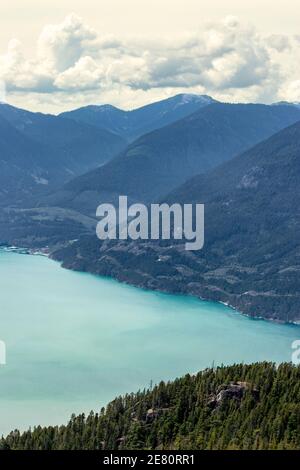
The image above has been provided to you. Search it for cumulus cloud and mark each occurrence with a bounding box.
[279,80,300,103]
[54,56,105,91]
[266,34,291,52]
[0,13,299,111]
[0,38,54,93]
[37,13,97,71]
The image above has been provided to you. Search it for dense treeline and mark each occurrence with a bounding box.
[1,362,300,450]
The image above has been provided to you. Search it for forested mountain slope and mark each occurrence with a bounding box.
[46,103,300,215]
[0,103,126,206]
[53,121,300,321]
[2,362,300,450]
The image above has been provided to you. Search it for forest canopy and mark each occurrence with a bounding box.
[1,362,300,450]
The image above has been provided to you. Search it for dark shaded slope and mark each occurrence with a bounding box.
[0,115,50,205]
[0,103,126,168]
[47,103,300,216]
[53,121,300,321]
[0,103,127,206]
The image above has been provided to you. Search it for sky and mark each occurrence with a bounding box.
[0,0,299,113]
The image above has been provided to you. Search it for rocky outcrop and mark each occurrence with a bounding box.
[208,381,259,409]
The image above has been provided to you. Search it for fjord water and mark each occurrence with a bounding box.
[0,250,299,435]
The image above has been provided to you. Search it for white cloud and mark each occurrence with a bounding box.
[0,13,299,111]
[37,13,97,71]
[278,80,300,103]
[266,34,291,52]
[54,56,104,91]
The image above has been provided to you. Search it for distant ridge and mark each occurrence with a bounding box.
[0,103,126,205]
[60,94,216,140]
[272,101,300,108]
[47,102,300,215]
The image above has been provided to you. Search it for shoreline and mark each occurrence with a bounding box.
[53,254,300,328]
[1,244,299,327]
[0,245,50,257]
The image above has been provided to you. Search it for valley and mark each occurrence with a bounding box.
[1,95,300,324]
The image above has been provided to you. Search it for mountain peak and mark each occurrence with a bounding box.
[169,93,215,109]
[272,100,300,108]
[176,93,214,103]
[60,93,216,140]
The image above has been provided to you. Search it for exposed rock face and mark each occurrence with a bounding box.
[146,408,162,423]
[208,381,259,409]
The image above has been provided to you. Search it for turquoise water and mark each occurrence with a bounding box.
[0,250,299,435]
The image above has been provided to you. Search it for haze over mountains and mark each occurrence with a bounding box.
[46,102,300,215]
[0,94,300,322]
[0,94,216,206]
[54,120,300,321]
[0,103,126,206]
[0,114,46,205]
[60,94,216,141]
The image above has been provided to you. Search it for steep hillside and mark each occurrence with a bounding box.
[53,121,300,321]
[0,103,126,206]
[46,103,300,216]
[0,115,50,205]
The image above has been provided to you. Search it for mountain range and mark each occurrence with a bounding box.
[53,120,300,321]
[0,103,126,206]
[60,93,216,141]
[0,94,300,322]
[0,95,216,207]
[43,102,300,216]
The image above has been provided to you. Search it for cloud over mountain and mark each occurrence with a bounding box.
[0,13,299,111]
